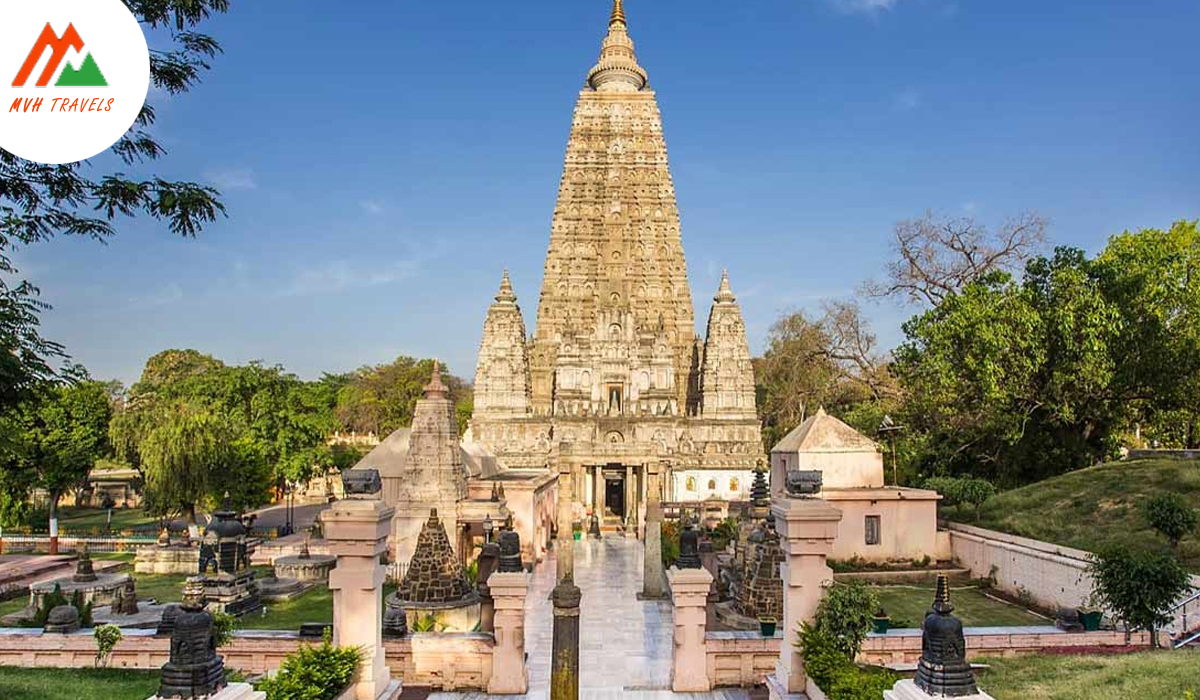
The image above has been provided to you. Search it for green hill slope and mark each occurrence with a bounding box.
[959,458,1200,571]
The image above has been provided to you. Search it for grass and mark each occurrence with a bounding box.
[951,458,1200,572]
[871,584,1047,628]
[0,666,159,700]
[978,651,1200,700]
[56,507,157,532]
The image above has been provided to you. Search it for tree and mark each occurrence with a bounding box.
[1092,221,1200,447]
[755,302,896,448]
[138,400,233,534]
[1143,493,1199,550]
[863,211,1047,307]
[1088,546,1192,648]
[334,357,472,437]
[0,2,230,415]
[1,375,112,548]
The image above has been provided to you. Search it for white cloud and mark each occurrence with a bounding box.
[278,258,420,297]
[894,88,921,111]
[360,200,385,215]
[205,168,257,191]
[829,0,900,15]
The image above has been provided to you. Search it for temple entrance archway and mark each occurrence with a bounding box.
[604,469,626,519]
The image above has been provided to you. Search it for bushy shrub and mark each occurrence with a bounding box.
[797,623,898,700]
[708,517,739,551]
[814,581,879,659]
[1088,546,1192,648]
[70,589,94,627]
[257,631,362,700]
[660,520,680,568]
[923,476,996,520]
[212,611,237,648]
[93,624,122,667]
[32,583,70,627]
[1143,493,1199,549]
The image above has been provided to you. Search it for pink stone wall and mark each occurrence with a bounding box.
[704,630,1163,688]
[0,632,495,690]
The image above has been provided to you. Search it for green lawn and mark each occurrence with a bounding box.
[57,507,158,532]
[952,458,1200,572]
[0,666,159,700]
[978,651,1200,700]
[0,595,28,618]
[872,584,1047,628]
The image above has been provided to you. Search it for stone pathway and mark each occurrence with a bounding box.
[431,536,751,700]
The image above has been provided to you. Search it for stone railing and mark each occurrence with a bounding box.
[0,628,495,690]
[703,628,1163,688]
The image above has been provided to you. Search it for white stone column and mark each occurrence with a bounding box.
[666,566,713,692]
[767,496,842,699]
[487,571,531,695]
[322,498,401,700]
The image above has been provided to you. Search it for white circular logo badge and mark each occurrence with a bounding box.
[0,0,150,165]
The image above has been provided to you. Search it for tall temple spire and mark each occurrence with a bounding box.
[425,360,449,398]
[495,269,517,304]
[715,270,736,303]
[587,0,647,91]
[610,0,627,28]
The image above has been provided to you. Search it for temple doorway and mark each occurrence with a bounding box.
[604,468,625,519]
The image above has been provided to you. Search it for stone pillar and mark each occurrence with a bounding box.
[487,571,530,695]
[624,465,637,536]
[766,496,842,699]
[595,467,606,518]
[477,542,500,633]
[666,566,713,692]
[550,576,582,700]
[321,498,401,700]
[639,462,667,600]
[557,463,574,583]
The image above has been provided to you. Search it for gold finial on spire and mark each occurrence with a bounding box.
[610,0,627,28]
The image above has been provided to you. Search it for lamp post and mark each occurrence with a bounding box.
[877,415,904,486]
[483,514,494,544]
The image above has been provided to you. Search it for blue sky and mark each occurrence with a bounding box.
[15,0,1200,386]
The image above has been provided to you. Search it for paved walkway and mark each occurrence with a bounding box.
[431,536,751,700]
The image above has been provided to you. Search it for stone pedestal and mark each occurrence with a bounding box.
[487,571,530,694]
[885,679,996,700]
[148,681,265,700]
[639,462,667,600]
[666,566,713,693]
[321,498,401,700]
[556,463,574,583]
[768,496,842,696]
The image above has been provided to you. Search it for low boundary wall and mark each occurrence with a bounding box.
[704,628,1161,687]
[0,628,494,690]
[946,522,1200,621]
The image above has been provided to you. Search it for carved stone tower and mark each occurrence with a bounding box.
[470,0,765,523]
[393,362,469,564]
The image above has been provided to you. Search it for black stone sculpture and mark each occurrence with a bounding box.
[497,530,523,573]
[677,522,702,569]
[914,575,980,697]
[44,604,80,633]
[784,470,823,498]
[382,598,409,638]
[750,465,770,507]
[157,603,182,636]
[588,514,601,539]
[157,577,226,699]
[342,468,382,497]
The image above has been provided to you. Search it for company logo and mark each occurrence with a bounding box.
[13,23,108,88]
[0,0,149,165]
